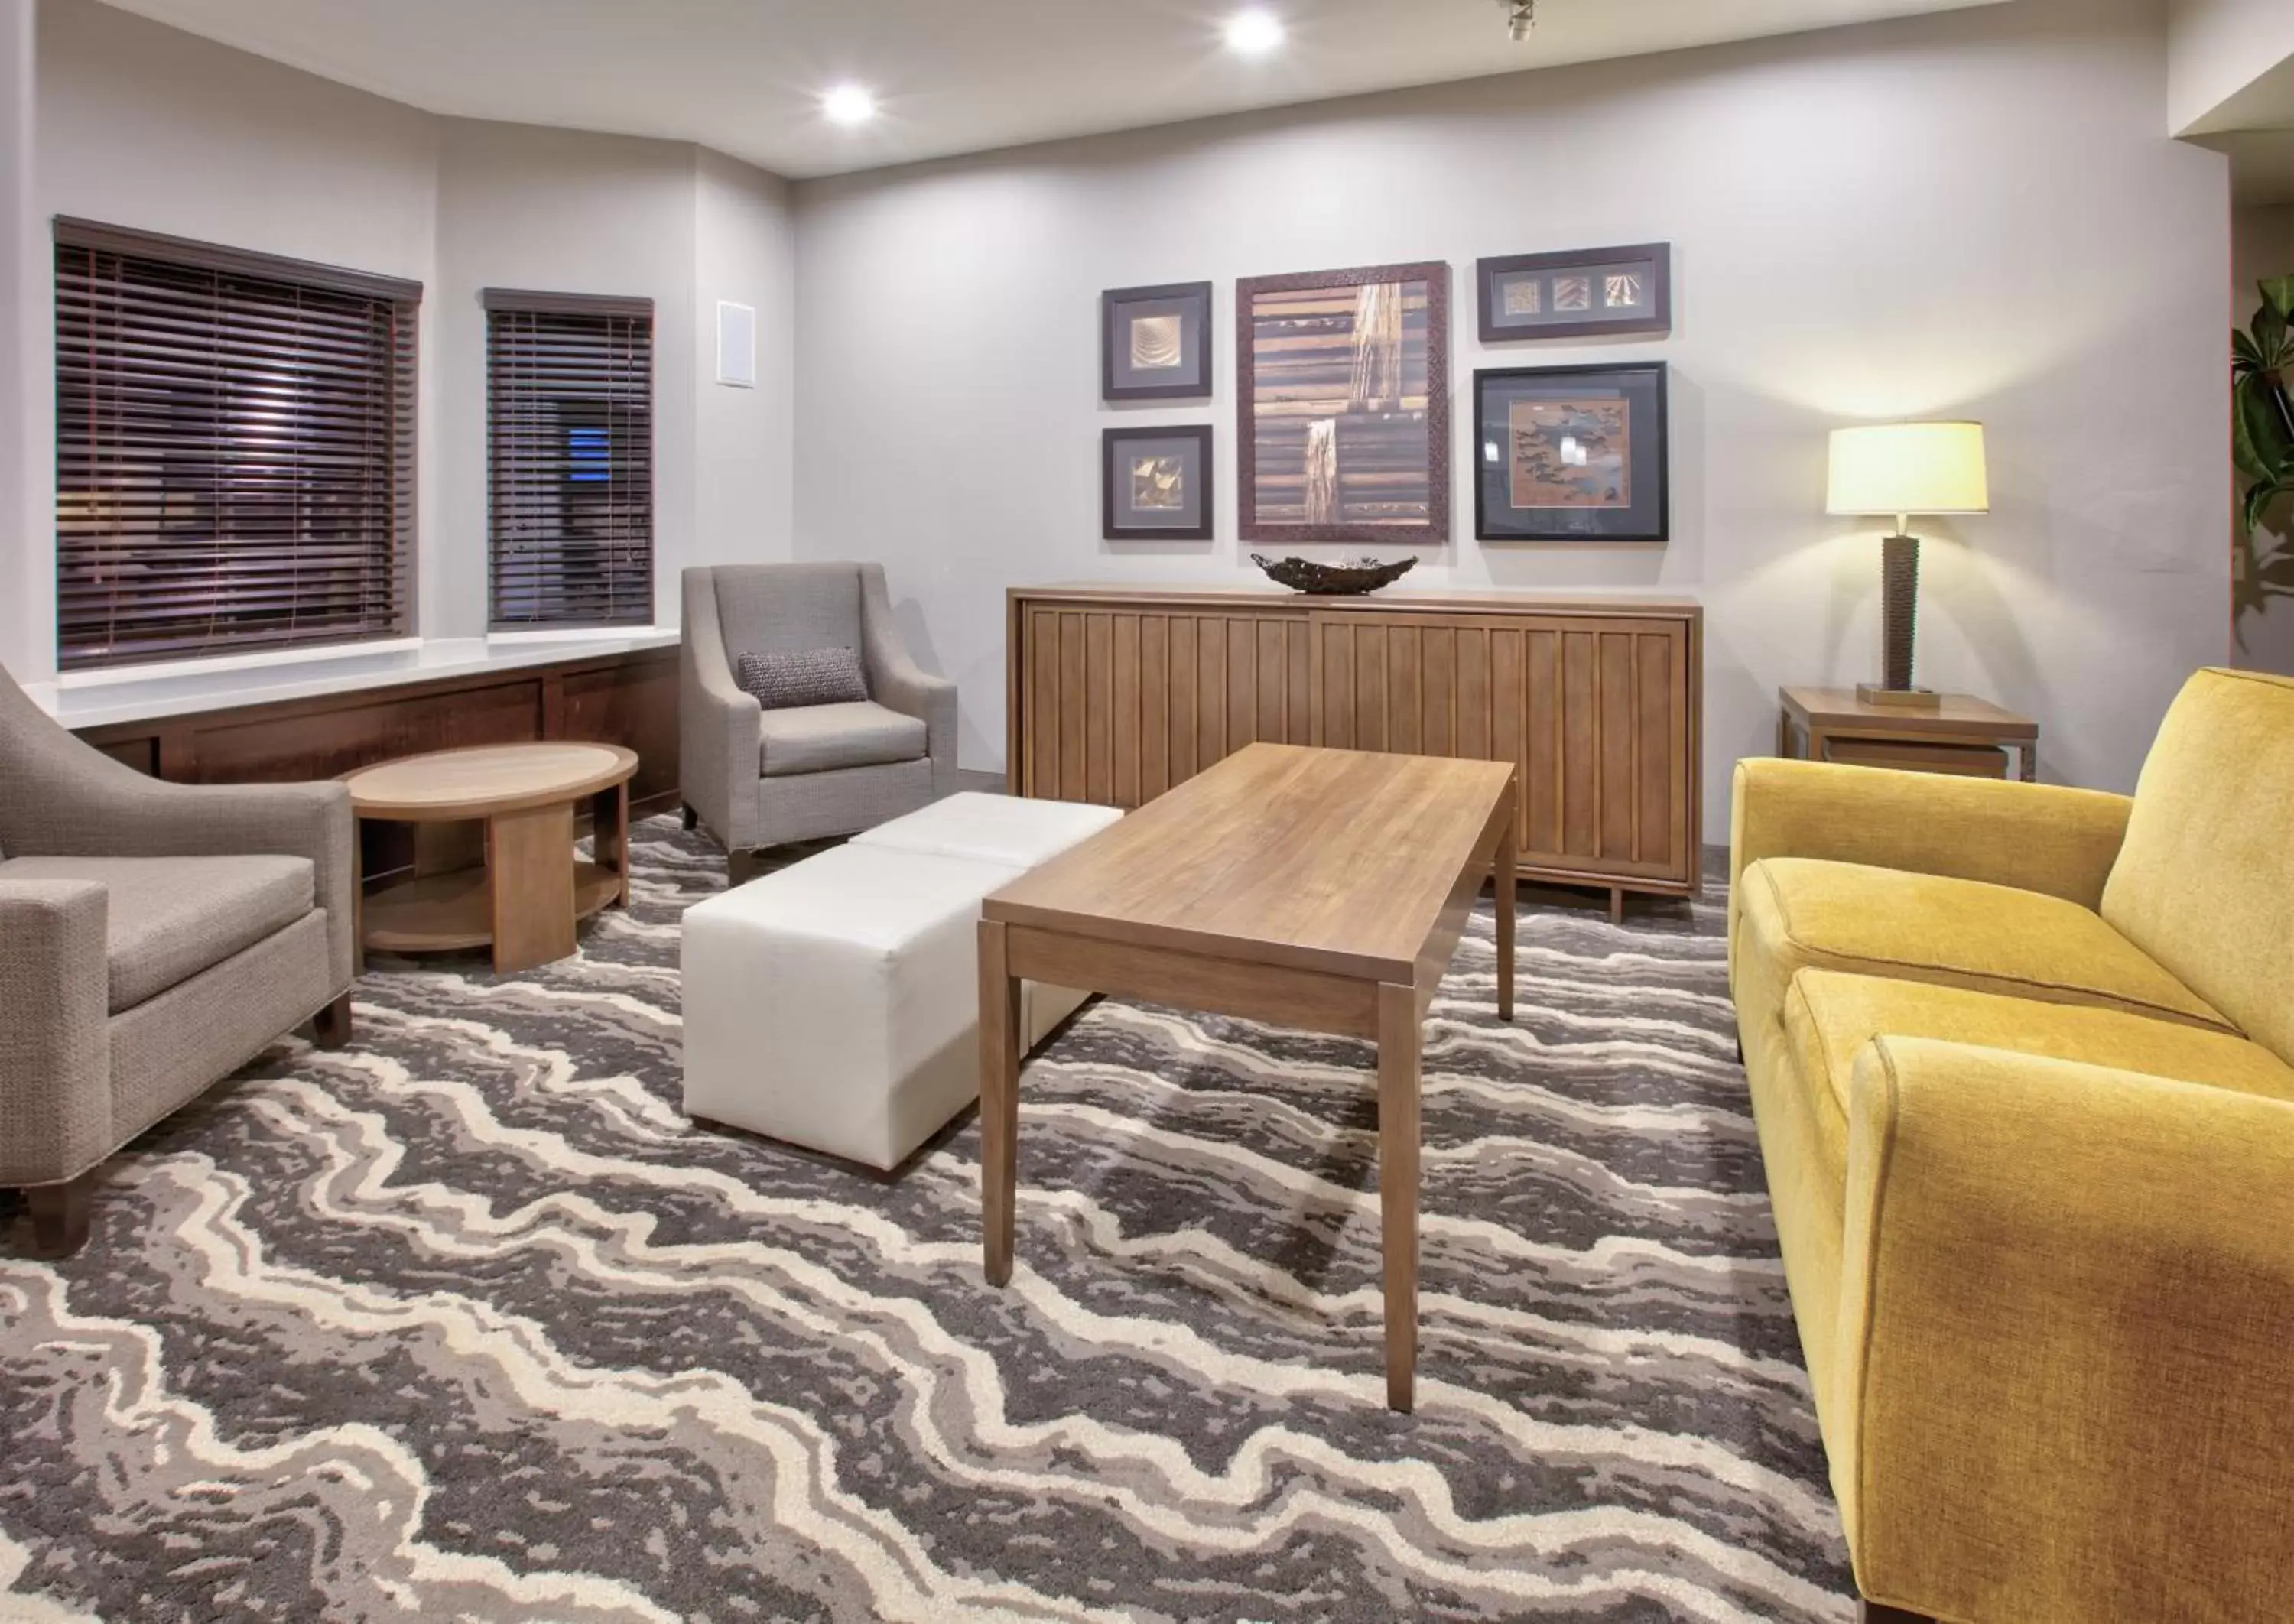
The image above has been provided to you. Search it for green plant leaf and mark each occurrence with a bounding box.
[2247,476,2291,537]
[2235,327,2263,372]
[2263,274,2294,323]
[2259,299,2290,365]
[2234,392,2289,490]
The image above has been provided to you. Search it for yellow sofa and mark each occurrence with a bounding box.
[1729,667,2294,1624]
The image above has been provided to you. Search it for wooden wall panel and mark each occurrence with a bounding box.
[1009,587,1701,898]
[70,645,683,891]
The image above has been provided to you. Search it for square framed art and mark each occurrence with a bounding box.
[1102,281,1214,401]
[1477,243,1670,343]
[1103,424,1214,541]
[1474,362,1669,542]
[1236,261,1450,544]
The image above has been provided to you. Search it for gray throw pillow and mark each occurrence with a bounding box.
[734,646,869,710]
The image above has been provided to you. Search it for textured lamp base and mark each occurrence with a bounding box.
[1869,531,1935,706]
[1855,682,1944,711]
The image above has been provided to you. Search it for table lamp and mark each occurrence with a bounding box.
[1824,421,1989,710]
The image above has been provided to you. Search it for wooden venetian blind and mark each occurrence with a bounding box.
[54,218,420,671]
[486,289,655,629]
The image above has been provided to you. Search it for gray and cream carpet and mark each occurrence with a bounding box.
[0,816,1854,1623]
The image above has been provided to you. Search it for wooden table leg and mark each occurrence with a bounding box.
[980,918,1022,1286]
[592,782,632,907]
[1495,797,1516,1025]
[1377,979,1422,1412]
[488,801,577,974]
[351,818,368,975]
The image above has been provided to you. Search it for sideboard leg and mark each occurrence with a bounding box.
[1608,887,1626,927]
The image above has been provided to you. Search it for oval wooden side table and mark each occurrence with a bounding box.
[343,742,641,975]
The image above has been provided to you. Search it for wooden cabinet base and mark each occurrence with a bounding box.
[1007,586,1703,900]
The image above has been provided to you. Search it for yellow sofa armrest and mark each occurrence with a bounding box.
[1729,758,2130,984]
[1834,1037,2294,1623]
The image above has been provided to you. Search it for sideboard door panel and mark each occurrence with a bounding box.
[1019,600,1311,808]
[1012,588,1701,896]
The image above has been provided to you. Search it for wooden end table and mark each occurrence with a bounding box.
[977,742,1519,1413]
[1778,687,2037,782]
[343,742,640,974]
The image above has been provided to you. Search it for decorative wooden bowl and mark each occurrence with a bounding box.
[1249,554,1418,596]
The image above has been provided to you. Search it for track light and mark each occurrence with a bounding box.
[1502,0,1536,41]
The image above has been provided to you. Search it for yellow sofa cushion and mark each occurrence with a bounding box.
[2101,667,2294,1067]
[1740,856,2232,1034]
[1783,968,2294,1171]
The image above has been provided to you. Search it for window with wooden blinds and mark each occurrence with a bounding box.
[485,289,655,629]
[54,218,420,671]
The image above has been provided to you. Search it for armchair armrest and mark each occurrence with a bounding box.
[0,879,114,1187]
[1730,758,2130,983]
[20,773,356,999]
[859,564,957,797]
[1834,1037,2294,1622]
[681,568,764,851]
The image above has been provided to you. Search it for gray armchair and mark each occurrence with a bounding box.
[681,564,957,879]
[0,662,356,1256]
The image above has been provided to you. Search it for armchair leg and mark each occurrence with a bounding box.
[681,804,699,832]
[726,849,768,888]
[28,1175,94,1258]
[1860,1603,1935,1624]
[312,992,354,1050]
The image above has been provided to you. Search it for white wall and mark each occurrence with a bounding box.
[2233,201,2294,674]
[694,147,796,569]
[3,0,797,684]
[434,119,700,638]
[792,0,2232,817]
[0,0,34,684]
[2168,0,2294,133]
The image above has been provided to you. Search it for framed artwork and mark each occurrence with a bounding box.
[1102,281,1213,401]
[1477,243,1670,343]
[1103,424,1214,541]
[1474,362,1669,542]
[1236,261,1449,544]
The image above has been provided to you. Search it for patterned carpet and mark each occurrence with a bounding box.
[0,815,1854,1623]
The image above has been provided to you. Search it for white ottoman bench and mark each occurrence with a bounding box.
[681,794,1121,1171]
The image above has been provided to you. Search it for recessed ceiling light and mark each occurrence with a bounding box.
[1223,8,1285,56]
[822,84,877,127]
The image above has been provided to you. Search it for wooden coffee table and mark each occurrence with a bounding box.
[977,742,1518,1412]
[343,742,640,975]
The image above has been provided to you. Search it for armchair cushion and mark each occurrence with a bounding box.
[0,853,314,1013]
[759,701,928,778]
[1740,856,2232,1032]
[1783,969,2294,1171]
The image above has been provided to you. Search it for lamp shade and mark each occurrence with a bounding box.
[1826,421,1990,517]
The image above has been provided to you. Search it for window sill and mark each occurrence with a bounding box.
[30,628,682,732]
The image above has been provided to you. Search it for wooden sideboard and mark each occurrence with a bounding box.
[1006,585,1702,911]
[70,643,679,890]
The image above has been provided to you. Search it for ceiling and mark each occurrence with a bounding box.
[95,0,2006,180]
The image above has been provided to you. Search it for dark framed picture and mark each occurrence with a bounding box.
[1475,362,1669,542]
[1102,281,1213,401]
[1103,424,1214,541]
[1477,243,1670,343]
[1236,261,1449,544]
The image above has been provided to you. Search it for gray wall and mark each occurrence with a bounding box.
[793,0,2233,817]
[433,119,701,641]
[0,0,796,683]
[0,0,35,687]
